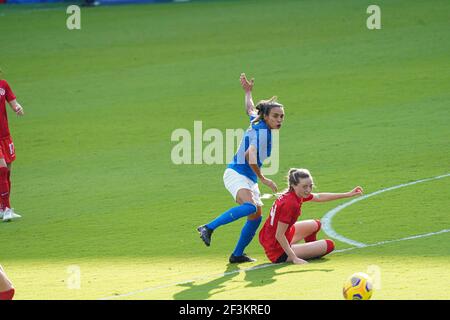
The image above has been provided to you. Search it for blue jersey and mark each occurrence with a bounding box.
[227,115,272,183]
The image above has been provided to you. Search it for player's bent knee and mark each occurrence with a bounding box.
[248,208,262,221]
[242,202,257,215]
[236,189,255,205]
[325,239,335,255]
[315,219,322,232]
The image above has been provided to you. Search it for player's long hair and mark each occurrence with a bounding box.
[273,168,313,198]
[251,96,284,125]
[287,168,312,192]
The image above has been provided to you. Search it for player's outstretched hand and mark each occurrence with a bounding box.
[15,106,24,116]
[261,177,278,193]
[349,186,364,197]
[240,73,254,93]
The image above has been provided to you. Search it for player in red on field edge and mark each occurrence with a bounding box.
[259,168,363,264]
[0,265,15,300]
[0,68,25,222]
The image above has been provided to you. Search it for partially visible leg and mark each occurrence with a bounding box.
[291,220,322,244]
[0,158,10,212]
[205,189,257,230]
[304,219,321,243]
[231,206,262,259]
[228,189,261,263]
[198,189,257,247]
[0,265,14,300]
[286,239,335,262]
[6,163,11,194]
[0,159,21,221]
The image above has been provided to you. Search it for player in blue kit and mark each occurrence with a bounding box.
[197,73,285,263]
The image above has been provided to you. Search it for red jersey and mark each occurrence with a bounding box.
[259,191,314,262]
[0,80,16,139]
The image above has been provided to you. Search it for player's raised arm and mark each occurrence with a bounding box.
[310,186,363,202]
[240,73,256,116]
[8,99,24,116]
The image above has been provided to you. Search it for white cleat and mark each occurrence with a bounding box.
[12,212,22,219]
[2,209,12,222]
[2,208,21,222]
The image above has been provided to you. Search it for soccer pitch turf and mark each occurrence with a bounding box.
[0,0,449,299]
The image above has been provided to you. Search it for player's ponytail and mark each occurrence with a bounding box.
[251,96,284,125]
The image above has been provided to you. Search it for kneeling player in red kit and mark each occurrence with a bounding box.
[259,168,363,264]
[0,265,15,300]
[0,71,25,222]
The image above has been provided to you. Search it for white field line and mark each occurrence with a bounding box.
[98,228,450,300]
[321,173,450,247]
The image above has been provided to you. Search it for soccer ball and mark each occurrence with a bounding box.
[343,272,373,300]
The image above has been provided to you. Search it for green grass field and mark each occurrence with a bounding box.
[0,0,449,299]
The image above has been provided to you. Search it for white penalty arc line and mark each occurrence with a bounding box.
[331,229,450,253]
[98,228,450,300]
[321,173,450,247]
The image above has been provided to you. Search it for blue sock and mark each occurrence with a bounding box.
[206,202,257,230]
[232,216,262,257]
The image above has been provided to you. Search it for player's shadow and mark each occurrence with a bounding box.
[173,258,333,299]
[243,257,334,289]
[173,264,242,300]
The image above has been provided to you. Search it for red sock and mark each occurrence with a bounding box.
[325,239,335,255]
[0,288,15,300]
[0,167,10,211]
[304,219,321,243]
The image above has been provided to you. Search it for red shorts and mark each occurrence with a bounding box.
[263,225,296,263]
[0,136,16,164]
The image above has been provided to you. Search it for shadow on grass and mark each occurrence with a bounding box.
[173,258,333,300]
[243,257,333,289]
[173,264,240,300]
